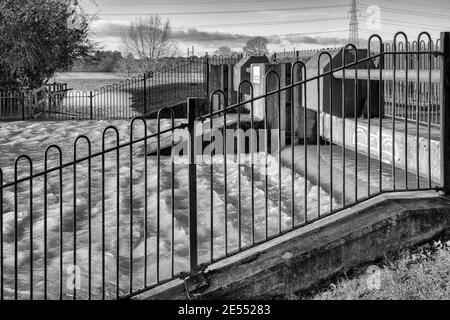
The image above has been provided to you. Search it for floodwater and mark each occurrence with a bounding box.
[0,120,332,299]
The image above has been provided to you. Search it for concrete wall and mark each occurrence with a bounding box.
[320,113,441,183]
[305,49,381,119]
[249,62,318,147]
[209,64,237,111]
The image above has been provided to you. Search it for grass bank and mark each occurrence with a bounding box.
[291,236,450,300]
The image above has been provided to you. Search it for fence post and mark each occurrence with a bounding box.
[89,91,93,120]
[440,32,450,194]
[44,89,49,120]
[21,92,25,121]
[187,98,198,272]
[143,74,147,115]
[205,54,210,98]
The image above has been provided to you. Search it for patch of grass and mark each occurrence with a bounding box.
[52,72,137,91]
[294,239,450,300]
[129,82,205,114]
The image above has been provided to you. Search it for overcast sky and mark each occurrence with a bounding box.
[83,0,450,55]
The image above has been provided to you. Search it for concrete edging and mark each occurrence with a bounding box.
[133,190,450,300]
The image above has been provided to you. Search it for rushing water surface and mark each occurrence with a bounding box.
[0,120,333,299]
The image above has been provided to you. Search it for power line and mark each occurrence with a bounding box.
[390,0,450,11]
[359,16,446,31]
[98,4,348,16]
[103,0,318,6]
[359,3,450,20]
[92,29,349,42]
[92,16,347,30]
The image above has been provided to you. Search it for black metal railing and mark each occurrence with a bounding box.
[0,32,447,300]
[382,38,442,126]
[0,56,241,121]
[272,47,343,63]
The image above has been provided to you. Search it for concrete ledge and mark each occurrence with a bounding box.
[320,113,441,183]
[132,190,450,300]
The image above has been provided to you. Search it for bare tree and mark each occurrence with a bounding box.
[122,15,178,73]
[214,46,234,56]
[243,36,269,56]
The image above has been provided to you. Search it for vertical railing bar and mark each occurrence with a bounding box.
[250,89,255,244]
[102,126,120,299]
[101,131,106,300]
[404,41,409,190]
[367,46,372,198]
[88,145,92,300]
[14,164,18,300]
[30,162,33,301]
[428,41,433,188]
[290,63,303,228]
[0,169,3,301]
[304,68,308,223]
[59,153,63,300]
[440,32,450,194]
[44,153,49,300]
[277,77,282,234]
[223,93,228,256]
[170,115,175,278]
[73,137,92,300]
[188,98,198,271]
[380,44,384,193]
[265,84,269,239]
[354,49,358,203]
[342,49,347,208]
[72,141,78,300]
[157,118,161,283]
[317,59,322,218]
[393,41,397,191]
[416,41,421,189]
[143,119,149,286]
[238,90,242,249]
[130,125,134,293]
[210,94,214,262]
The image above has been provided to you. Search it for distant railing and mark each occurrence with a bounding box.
[0,55,242,121]
[272,47,343,62]
[382,38,442,126]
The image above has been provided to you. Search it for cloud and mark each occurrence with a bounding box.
[171,28,249,42]
[280,35,347,46]
[91,20,348,52]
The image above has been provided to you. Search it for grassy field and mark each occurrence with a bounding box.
[291,237,450,300]
[51,72,141,91]
[52,72,206,92]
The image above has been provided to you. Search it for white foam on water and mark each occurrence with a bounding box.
[0,120,334,299]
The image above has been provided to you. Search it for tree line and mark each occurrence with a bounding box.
[0,0,271,91]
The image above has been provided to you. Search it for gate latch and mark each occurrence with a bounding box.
[181,268,209,299]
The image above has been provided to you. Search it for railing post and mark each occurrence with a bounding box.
[187,98,198,271]
[44,89,49,120]
[89,91,93,120]
[205,54,210,98]
[22,92,25,121]
[143,74,147,115]
[440,32,450,194]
